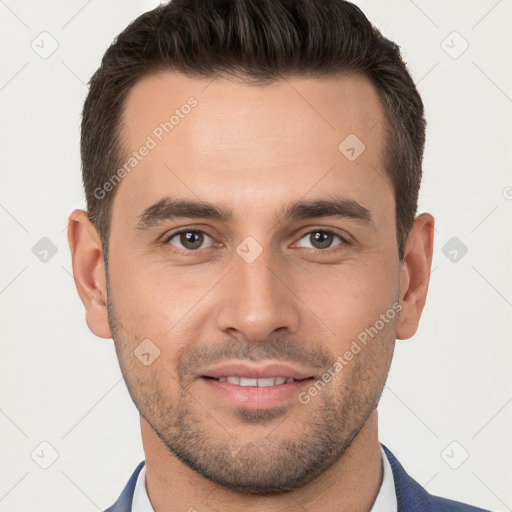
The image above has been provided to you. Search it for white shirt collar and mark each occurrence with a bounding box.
[131,460,153,512]
[132,444,397,512]
[372,444,398,512]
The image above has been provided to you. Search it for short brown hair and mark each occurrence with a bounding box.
[81,0,426,261]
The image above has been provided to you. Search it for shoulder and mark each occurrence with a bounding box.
[380,443,493,512]
[430,494,493,512]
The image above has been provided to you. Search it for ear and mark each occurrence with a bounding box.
[396,213,435,340]
[67,209,112,339]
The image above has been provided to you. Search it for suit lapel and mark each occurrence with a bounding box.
[381,443,443,512]
[104,461,145,512]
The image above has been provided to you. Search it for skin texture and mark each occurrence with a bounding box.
[68,72,434,512]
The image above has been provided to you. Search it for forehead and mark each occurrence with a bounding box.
[115,71,392,224]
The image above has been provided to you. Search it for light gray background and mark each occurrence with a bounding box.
[1,1,511,511]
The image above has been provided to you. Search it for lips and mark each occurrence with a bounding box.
[200,362,316,380]
[200,374,314,409]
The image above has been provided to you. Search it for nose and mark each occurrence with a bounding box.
[215,247,301,342]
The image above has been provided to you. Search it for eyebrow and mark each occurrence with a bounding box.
[136,196,374,230]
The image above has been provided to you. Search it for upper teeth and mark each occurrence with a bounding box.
[218,376,295,386]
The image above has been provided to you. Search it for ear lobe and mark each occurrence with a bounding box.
[396,213,435,340]
[67,209,112,339]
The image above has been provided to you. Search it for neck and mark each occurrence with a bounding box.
[141,410,383,512]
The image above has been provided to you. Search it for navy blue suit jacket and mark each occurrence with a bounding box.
[104,443,492,511]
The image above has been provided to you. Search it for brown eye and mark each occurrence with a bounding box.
[298,230,347,250]
[166,230,213,251]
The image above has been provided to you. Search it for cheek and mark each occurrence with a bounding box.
[108,253,216,348]
[305,258,399,345]
[108,257,170,337]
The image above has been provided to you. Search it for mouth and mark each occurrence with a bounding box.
[202,375,314,387]
[199,375,315,409]
[197,361,318,409]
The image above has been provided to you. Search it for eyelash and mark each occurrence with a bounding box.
[161,227,351,255]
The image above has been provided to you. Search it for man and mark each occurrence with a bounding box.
[67,0,491,510]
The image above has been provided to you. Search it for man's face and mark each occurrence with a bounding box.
[105,72,402,493]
